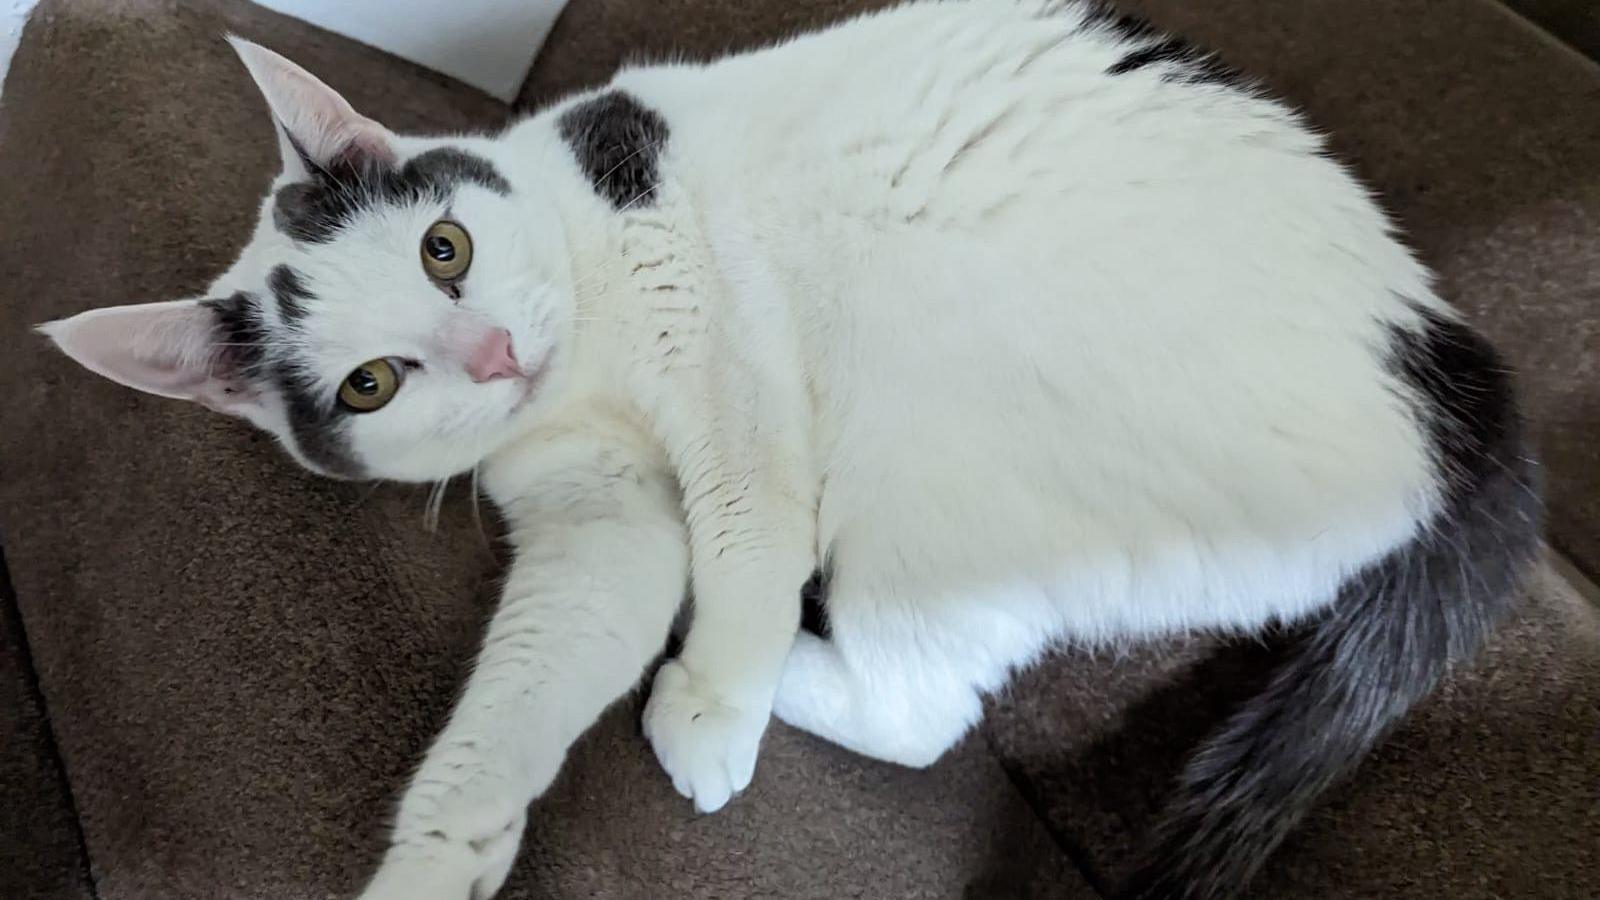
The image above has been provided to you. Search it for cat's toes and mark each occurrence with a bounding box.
[357,811,527,900]
[468,811,525,900]
[642,659,770,813]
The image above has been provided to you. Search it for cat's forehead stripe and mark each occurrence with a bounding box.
[272,147,511,245]
[558,90,669,210]
[268,264,313,326]
[202,285,361,477]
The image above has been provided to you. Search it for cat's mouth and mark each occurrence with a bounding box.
[507,352,553,413]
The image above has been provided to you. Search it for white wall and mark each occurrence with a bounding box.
[251,0,569,101]
[1,1,567,105]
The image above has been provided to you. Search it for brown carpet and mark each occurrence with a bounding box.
[1502,0,1600,60]
[0,550,93,900]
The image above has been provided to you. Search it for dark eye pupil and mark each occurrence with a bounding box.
[425,235,456,262]
[347,368,380,395]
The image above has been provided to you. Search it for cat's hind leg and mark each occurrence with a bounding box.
[774,629,985,767]
[772,566,1022,768]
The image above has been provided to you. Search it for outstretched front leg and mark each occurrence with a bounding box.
[357,420,688,900]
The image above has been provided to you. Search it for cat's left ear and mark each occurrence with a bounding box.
[226,36,397,180]
[37,300,263,417]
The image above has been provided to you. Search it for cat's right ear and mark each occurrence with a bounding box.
[37,300,262,417]
[226,36,396,180]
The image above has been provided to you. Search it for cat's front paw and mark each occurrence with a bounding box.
[356,810,525,900]
[642,659,771,813]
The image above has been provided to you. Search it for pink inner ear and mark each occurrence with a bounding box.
[38,300,236,403]
[228,36,396,173]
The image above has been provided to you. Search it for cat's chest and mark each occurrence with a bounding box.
[591,189,813,451]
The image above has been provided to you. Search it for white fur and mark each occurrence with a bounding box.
[43,3,1456,897]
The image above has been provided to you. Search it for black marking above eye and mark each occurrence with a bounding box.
[272,147,510,245]
[268,264,314,325]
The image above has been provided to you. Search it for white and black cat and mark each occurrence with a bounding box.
[41,2,1541,898]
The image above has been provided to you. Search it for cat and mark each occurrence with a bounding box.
[39,2,1542,898]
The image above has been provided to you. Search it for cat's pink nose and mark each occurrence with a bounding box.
[467,328,522,382]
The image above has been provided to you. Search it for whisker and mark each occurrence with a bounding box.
[423,478,448,532]
[468,464,492,550]
[617,181,662,214]
[593,137,666,189]
[352,479,387,511]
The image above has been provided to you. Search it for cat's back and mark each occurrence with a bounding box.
[612,1,1429,321]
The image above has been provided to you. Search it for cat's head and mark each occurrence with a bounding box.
[40,39,572,481]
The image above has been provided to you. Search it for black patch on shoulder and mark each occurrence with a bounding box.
[1107,35,1242,86]
[201,290,362,478]
[1389,305,1519,509]
[268,265,314,325]
[273,147,510,244]
[558,90,669,210]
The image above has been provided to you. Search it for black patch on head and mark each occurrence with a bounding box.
[402,148,511,198]
[268,265,314,325]
[558,90,670,210]
[201,289,363,478]
[273,147,510,244]
[202,291,268,375]
[1117,306,1541,899]
[1106,35,1243,86]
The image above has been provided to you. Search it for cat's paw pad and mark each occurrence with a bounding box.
[357,811,525,900]
[642,659,770,813]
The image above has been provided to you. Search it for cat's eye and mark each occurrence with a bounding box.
[337,358,402,412]
[421,220,472,283]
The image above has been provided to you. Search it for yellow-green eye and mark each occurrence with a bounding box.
[421,220,472,282]
[337,358,401,412]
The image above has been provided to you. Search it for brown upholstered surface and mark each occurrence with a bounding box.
[987,562,1600,898]
[0,3,506,895]
[3,0,1599,898]
[0,553,93,900]
[0,1,1086,897]
[1503,0,1600,60]
[519,0,902,108]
